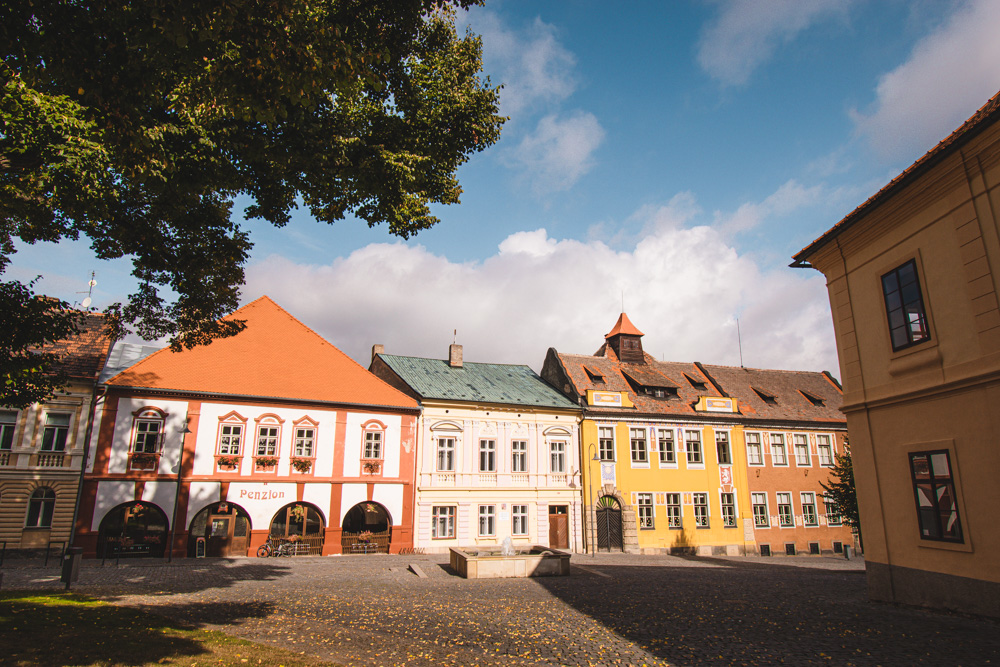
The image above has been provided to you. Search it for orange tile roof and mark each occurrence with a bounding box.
[605,312,644,338]
[106,296,418,410]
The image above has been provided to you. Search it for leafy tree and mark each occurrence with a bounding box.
[0,1,503,366]
[821,441,862,550]
[0,279,83,409]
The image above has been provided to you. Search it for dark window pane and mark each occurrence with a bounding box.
[882,273,899,293]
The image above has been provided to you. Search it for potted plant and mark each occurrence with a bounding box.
[357,530,374,544]
[290,457,313,473]
[255,455,279,469]
[130,452,157,469]
[217,455,240,469]
[289,505,306,520]
[362,460,381,474]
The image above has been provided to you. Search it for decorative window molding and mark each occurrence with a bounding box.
[776,492,794,527]
[715,430,731,465]
[801,492,818,526]
[685,430,704,467]
[549,441,566,473]
[745,432,763,466]
[436,437,455,472]
[629,428,648,465]
[432,506,456,539]
[40,412,71,452]
[25,486,56,528]
[816,434,834,467]
[215,412,247,472]
[637,492,654,529]
[692,493,709,528]
[770,433,788,466]
[658,429,676,466]
[752,492,769,527]
[793,434,811,467]
[666,493,682,529]
[361,419,386,476]
[129,407,166,472]
[720,492,737,527]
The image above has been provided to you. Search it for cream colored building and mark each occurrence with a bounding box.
[371,344,584,553]
[793,90,1000,617]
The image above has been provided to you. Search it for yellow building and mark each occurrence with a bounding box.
[542,314,754,555]
[794,90,1000,617]
[542,313,848,556]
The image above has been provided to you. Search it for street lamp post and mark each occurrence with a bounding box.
[167,418,192,563]
[588,444,599,557]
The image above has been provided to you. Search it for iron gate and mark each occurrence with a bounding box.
[596,496,623,552]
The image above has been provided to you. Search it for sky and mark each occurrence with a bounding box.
[11,0,1000,376]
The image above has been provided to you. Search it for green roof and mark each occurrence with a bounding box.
[377,354,579,410]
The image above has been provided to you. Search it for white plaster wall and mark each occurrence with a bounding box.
[302,483,333,523]
[227,482,297,531]
[340,483,367,523]
[372,483,404,525]
[342,412,402,478]
[141,481,178,520]
[91,481,136,530]
[108,397,190,474]
[186,481,221,525]
[192,403,340,477]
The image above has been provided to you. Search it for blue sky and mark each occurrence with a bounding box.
[12,0,1000,375]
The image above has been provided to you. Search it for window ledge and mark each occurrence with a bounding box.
[888,342,941,376]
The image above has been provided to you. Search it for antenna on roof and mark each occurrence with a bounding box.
[737,318,745,368]
[453,329,457,344]
[621,291,625,313]
[76,271,96,309]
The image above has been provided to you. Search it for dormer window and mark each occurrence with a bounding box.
[752,387,778,405]
[684,374,707,391]
[585,366,605,384]
[800,390,825,407]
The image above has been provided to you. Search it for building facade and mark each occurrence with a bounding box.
[75,297,420,559]
[370,344,584,553]
[0,314,112,552]
[794,90,1000,617]
[542,313,850,556]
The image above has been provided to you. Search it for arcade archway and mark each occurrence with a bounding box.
[269,502,325,554]
[97,501,168,558]
[341,501,391,554]
[188,502,252,557]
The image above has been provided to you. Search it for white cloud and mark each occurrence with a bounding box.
[713,179,824,235]
[698,0,852,86]
[243,205,839,376]
[506,112,606,194]
[466,11,576,116]
[851,0,1000,163]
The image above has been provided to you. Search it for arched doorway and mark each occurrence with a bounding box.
[341,501,391,554]
[269,503,325,555]
[596,495,623,552]
[97,501,168,558]
[188,502,251,557]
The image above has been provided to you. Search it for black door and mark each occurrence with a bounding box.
[596,496,623,552]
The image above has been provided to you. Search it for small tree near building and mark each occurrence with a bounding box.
[821,440,862,552]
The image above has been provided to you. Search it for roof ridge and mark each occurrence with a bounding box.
[381,353,534,370]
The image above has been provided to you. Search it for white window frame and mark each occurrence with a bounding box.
[363,430,383,460]
[479,439,496,472]
[693,492,709,528]
[716,430,731,465]
[817,434,834,467]
[793,434,811,467]
[218,423,244,456]
[256,425,279,456]
[511,504,529,535]
[685,430,703,466]
[630,428,648,464]
[666,493,682,528]
[40,412,71,452]
[720,492,737,528]
[511,440,528,473]
[599,427,615,461]
[752,492,769,527]
[436,437,455,472]
[658,428,676,466]
[776,492,794,527]
[478,504,496,536]
[132,418,163,454]
[431,506,455,538]
[770,433,788,466]
[801,492,818,526]
[746,432,763,466]
[549,441,566,473]
[637,492,654,529]
[293,427,315,457]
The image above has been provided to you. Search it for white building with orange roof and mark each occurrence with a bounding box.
[75,296,420,559]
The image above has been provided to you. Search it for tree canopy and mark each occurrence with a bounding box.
[820,442,862,549]
[0,0,503,403]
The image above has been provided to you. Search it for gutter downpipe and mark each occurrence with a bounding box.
[68,383,105,554]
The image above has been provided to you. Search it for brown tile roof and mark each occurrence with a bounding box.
[794,88,1000,265]
[47,313,113,381]
[106,296,418,410]
[605,312,644,338]
[698,363,845,424]
[554,350,721,417]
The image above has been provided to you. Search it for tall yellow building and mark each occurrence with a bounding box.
[542,313,847,556]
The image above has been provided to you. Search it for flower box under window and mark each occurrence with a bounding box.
[290,457,314,474]
[361,459,382,475]
[129,451,160,472]
[254,456,279,472]
[215,455,242,471]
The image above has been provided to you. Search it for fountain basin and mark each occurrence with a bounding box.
[450,546,571,579]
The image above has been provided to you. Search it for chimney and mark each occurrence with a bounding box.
[448,343,463,368]
[371,344,384,364]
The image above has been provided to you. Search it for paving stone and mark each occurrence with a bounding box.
[1,553,998,666]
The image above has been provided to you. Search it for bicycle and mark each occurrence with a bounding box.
[256,538,295,557]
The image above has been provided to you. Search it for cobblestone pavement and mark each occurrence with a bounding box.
[2,553,998,666]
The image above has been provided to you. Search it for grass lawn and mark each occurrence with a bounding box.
[0,591,338,667]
